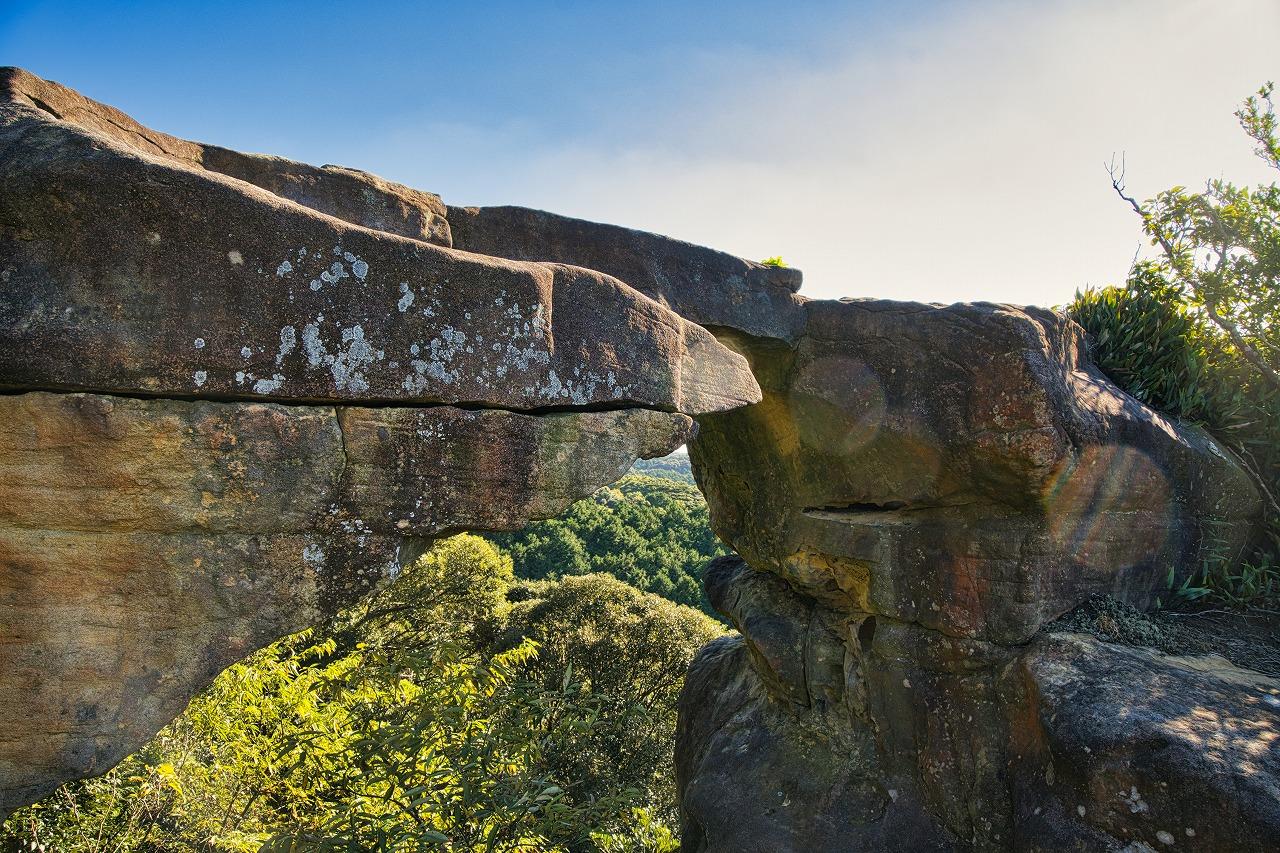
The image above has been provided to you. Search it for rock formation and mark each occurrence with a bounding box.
[446,196,1276,851]
[2,68,1277,851]
[0,68,758,817]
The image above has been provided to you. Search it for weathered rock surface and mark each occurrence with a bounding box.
[0,69,758,818]
[0,67,756,414]
[675,297,1268,850]
[1,67,1275,851]
[692,299,1259,644]
[1015,633,1280,851]
[0,392,692,815]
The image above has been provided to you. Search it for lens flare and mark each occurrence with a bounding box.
[1042,444,1172,571]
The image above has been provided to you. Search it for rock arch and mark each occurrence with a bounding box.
[1,69,1275,850]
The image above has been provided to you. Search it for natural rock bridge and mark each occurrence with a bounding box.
[1,69,1276,850]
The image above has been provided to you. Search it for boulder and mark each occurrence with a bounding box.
[691,298,1258,644]
[677,297,1266,850]
[1013,633,1280,851]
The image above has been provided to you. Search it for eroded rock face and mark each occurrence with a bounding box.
[674,300,1267,850]
[448,199,1274,848]
[1,66,1273,850]
[0,69,759,818]
[0,68,755,414]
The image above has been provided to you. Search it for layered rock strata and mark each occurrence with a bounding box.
[0,68,759,817]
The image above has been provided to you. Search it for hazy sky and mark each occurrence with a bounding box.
[3,0,1277,306]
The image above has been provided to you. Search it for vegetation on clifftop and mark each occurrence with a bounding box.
[1069,84,1280,605]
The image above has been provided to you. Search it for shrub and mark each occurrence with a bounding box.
[1,536,700,851]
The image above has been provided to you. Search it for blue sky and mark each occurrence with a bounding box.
[3,0,1278,305]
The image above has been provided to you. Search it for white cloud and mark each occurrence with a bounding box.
[373,0,1280,307]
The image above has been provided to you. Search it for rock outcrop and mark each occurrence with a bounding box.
[668,301,1268,849]
[0,68,759,817]
[450,190,1274,850]
[1,67,1275,851]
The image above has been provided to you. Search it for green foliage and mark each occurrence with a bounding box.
[759,256,787,268]
[1110,82,1280,392]
[490,473,727,615]
[498,574,724,825]
[3,534,712,851]
[628,454,695,485]
[1068,272,1217,422]
[1071,81,1280,605]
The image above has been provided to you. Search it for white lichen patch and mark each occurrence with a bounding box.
[302,544,326,571]
[193,338,205,349]
[240,346,253,358]
[276,325,297,365]
[1119,786,1149,814]
[319,261,349,287]
[227,250,244,265]
[397,282,415,312]
[300,316,383,393]
[193,370,207,387]
[253,374,286,394]
[276,260,293,277]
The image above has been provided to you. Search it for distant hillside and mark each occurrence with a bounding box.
[629,452,694,483]
[488,468,724,615]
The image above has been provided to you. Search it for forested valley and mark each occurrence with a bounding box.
[2,456,722,852]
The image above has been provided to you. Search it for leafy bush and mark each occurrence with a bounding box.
[1,535,709,851]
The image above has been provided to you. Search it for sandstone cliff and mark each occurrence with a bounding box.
[1,69,1276,852]
[0,68,758,817]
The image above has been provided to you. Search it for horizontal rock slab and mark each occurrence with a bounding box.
[0,66,452,246]
[1015,632,1280,852]
[0,68,758,415]
[448,205,807,342]
[0,391,692,817]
